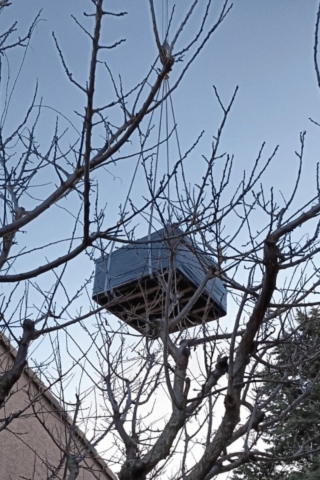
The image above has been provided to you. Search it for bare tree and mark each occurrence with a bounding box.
[2,1,320,479]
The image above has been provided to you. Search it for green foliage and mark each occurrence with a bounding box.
[231,308,320,480]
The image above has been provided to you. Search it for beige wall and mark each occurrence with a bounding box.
[0,336,116,480]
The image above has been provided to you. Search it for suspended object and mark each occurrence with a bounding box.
[92,1,227,335]
[92,226,227,335]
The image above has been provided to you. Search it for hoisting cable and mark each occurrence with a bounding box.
[148,0,188,273]
[147,81,166,275]
[104,87,162,293]
[168,81,191,213]
[165,77,171,222]
[147,0,170,275]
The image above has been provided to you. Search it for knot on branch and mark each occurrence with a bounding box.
[16,206,26,220]
[152,317,164,337]
[207,264,217,276]
[224,393,236,410]
[22,319,35,331]
[160,41,174,70]
[132,460,145,478]
[181,345,190,357]
[20,319,36,344]
[120,459,146,480]
[264,237,285,266]
[216,356,229,375]
[252,409,265,431]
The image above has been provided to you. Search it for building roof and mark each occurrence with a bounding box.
[0,331,117,480]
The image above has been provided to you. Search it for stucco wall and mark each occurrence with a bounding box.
[0,336,116,480]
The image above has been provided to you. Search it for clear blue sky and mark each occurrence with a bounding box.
[2,0,320,353]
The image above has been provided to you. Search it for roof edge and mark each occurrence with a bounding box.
[0,331,117,480]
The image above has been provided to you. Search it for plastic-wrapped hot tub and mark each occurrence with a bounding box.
[92,226,227,335]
